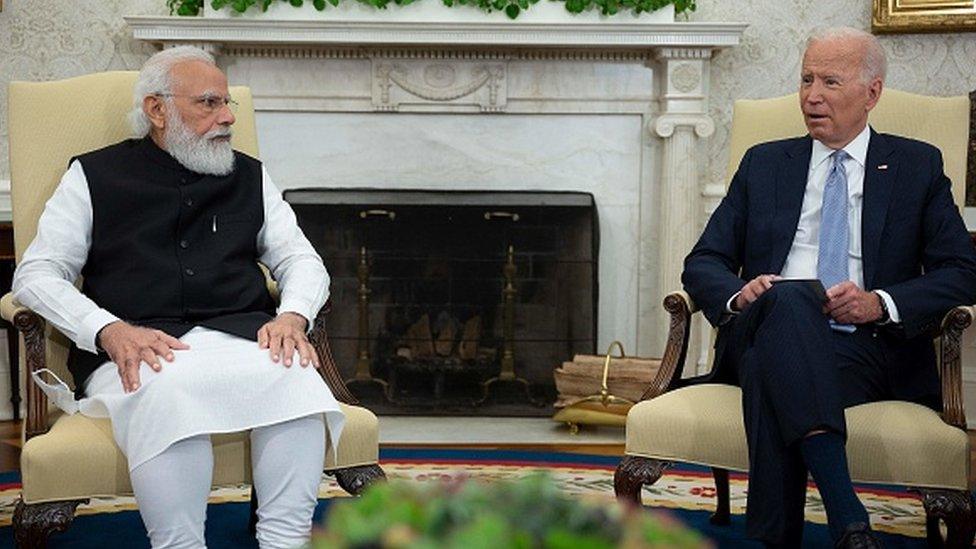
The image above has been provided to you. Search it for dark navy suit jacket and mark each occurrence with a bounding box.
[682,129,976,406]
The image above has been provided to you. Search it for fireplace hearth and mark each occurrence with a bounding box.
[286,189,597,416]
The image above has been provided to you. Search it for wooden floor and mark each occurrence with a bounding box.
[0,420,973,480]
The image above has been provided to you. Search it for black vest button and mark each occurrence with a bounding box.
[184,197,194,207]
[180,240,189,249]
[184,268,195,276]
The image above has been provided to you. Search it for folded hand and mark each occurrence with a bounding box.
[257,312,319,368]
[824,281,883,324]
[98,321,190,393]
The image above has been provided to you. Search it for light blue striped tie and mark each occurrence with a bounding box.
[818,150,855,332]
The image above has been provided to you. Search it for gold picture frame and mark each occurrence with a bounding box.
[873,0,976,33]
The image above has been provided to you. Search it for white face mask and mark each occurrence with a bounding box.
[30,369,80,415]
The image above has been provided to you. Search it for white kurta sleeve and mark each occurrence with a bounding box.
[256,166,330,329]
[12,160,120,352]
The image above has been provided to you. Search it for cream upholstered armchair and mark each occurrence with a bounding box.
[614,90,976,547]
[3,71,385,546]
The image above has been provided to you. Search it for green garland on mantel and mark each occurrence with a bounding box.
[168,0,694,21]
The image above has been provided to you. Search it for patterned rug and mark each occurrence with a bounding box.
[0,448,928,548]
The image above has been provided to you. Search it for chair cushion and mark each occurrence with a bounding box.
[21,403,379,504]
[625,384,969,490]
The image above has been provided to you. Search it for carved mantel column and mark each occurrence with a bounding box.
[640,47,714,358]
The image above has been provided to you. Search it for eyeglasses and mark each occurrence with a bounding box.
[154,93,238,114]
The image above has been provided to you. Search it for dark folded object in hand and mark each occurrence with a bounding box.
[771,278,828,303]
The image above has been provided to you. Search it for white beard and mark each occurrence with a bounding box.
[163,109,235,176]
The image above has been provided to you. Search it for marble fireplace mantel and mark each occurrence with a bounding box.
[126,15,747,362]
[125,16,746,49]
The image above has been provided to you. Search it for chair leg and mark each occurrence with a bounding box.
[12,497,87,548]
[920,488,976,548]
[613,456,670,506]
[332,464,386,496]
[710,467,731,526]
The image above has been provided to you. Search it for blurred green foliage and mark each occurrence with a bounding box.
[168,0,694,20]
[311,473,707,549]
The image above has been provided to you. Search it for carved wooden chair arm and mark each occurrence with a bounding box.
[1,292,51,441]
[0,292,30,323]
[639,290,695,401]
[937,304,974,430]
[309,300,359,405]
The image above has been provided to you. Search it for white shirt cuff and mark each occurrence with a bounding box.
[874,289,901,324]
[77,308,120,353]
[726,291,741,315]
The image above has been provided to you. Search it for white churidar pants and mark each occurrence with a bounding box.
[129,414,326,549]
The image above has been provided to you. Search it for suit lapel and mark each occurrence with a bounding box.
[771,136,813,273]
[861,130,896,289]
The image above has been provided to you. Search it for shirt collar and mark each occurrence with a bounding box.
[810,124,871,169]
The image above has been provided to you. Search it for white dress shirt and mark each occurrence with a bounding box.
[13,160,330,353]
[728,125,899,322]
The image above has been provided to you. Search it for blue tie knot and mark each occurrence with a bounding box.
[830,149,849,172]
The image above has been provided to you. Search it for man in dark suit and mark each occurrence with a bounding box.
[683,27,976,548]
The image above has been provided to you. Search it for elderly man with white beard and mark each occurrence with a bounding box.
[12,46,345,548]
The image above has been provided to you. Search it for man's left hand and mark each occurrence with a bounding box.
[257,312,319,368]
[824,281,883,324]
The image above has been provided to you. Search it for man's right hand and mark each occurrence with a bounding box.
[97,321,190,393]
[733,274,780,311]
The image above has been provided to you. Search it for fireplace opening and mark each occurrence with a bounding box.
[286,189,598,416]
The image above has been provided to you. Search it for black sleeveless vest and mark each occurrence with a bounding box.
[67,137,276,393]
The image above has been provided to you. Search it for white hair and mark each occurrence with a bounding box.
[806,27,887,84]
[128,46,217,137]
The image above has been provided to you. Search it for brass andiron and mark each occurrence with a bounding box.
[344,246,389,396]
[478,245,540,406]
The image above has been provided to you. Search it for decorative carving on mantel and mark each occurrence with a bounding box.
[652,114,715,139]
[669,63,700,93]
[372,59,506,112]
[208,44,658,63]
[654,47,713,60]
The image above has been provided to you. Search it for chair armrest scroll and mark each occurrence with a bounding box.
[6,297,51,440]
[309,300,359,405]
[0,292,29,323]
[639,290,695,401]
[938,304,974,429]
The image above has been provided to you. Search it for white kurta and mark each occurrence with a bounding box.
[15,157,345,471]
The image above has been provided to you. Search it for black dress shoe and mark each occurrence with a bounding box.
[834,522,881,549]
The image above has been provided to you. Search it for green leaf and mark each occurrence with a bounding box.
[313,0,326,8]
[290,0,303,6]
[504,3,519,18]
[564,0,585,13]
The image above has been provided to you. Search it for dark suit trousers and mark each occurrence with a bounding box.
[728,283,891,545]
